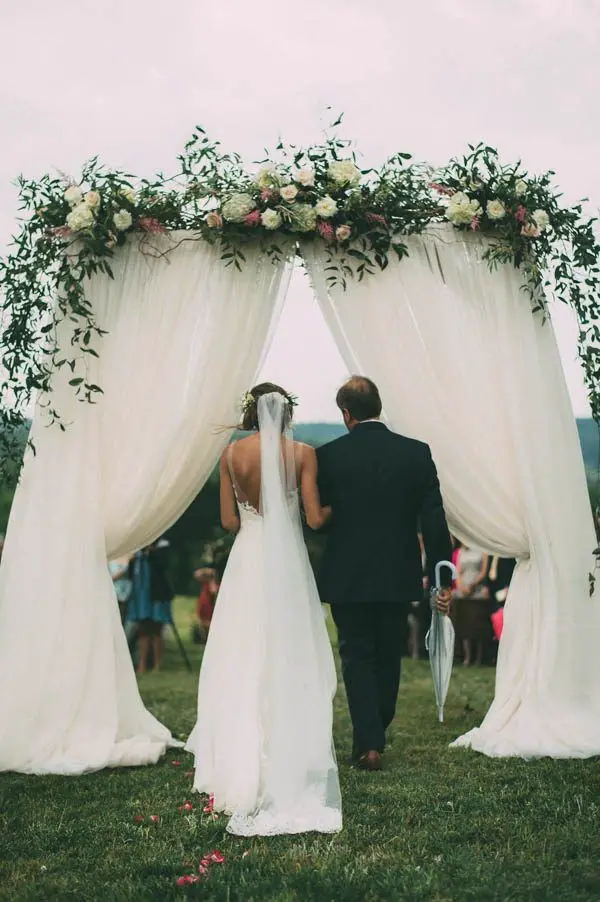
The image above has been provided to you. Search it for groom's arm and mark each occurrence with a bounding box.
[315,444,334,532]
[418,445,453,589]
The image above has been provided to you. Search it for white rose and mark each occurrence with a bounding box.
[255,165,279,189]
[66,202,94,232]
[295,167,315,187]
[261,209,282,230]
[113,208,133,231]
[64,186,83,207]
[222,193,256,223]
[336,224,352,242]
[532,209,550,231]
[315,195,338,219]
[290,203,318,233]
[515,179,527,197]
[280,184,299,203]
[84,190,101,211]
[486,199,506,220]
[120,186,136,204]
[328,160,361,187]
[446,192,482,225]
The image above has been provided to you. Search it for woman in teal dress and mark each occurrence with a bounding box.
[127,539,174,674]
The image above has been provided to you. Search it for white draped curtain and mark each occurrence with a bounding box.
[0,233,291,774]
[304,226,600,758]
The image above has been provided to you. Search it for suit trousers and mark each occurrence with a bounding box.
[330,602,408,757]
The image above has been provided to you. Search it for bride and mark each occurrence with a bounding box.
[185,383,342,836]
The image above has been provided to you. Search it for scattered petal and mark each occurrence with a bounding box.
[150,815,160,824]
[197,863,209,876]
[176,875,192,886]
[210,850,225,864]
[184,770,194,777]
[178,801,194,812]
[242,850,250,859]
[171,760,182,767]
[134,815,144,824]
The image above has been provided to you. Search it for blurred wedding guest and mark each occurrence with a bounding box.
[108,555,133,624]
[453,545,490,667]
[487,555,516,643]
[192,567,219,643]
[127,538,174,675]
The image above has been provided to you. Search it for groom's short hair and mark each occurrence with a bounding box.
[336,376,382,422]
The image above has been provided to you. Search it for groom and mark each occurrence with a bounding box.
[316,376,453,771]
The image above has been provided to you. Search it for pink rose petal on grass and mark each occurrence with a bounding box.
[210,850,225,864]
[203,794,215,814]
[171,760,181,767]
[150,815,160,824]
[178,801,194,813]
[184,770,194,778]
[133,815,144,824]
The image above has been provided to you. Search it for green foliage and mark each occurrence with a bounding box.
[1,122,599,484]
[0,599,598,900]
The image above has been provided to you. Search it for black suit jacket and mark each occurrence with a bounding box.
[316,422,452,605]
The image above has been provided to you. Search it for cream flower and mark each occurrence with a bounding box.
[64,186,83,207]
[515,179,527,197]
[486,199,506,220]
[84,190,101,211]
[446,192,482,225]
[290,203,318,232]
[280,184,299,203]
[315,195,338,219]
[261,209,283,230]
[328,160,361,187]
[66,203,94,232]
[532,209,550,231]
[255,165,279,189]
[336,224,352,242]
[222,193,256,223]
[120,186,136,204]
[521,222,541,238]
[113,209,133,231]
[295,167,315,187]
[205,212,223,228]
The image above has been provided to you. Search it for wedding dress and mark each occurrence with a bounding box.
[185,393,342,836]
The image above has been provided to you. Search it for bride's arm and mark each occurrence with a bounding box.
[300,445,332,530]
[220,450,240,533]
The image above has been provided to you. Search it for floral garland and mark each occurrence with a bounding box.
[0,122,599,482]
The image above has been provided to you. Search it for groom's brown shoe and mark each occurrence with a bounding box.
[357,750,383,772]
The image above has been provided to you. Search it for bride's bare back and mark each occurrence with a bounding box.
[220,434,330,531]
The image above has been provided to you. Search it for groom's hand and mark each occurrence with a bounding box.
[435,588,453,616]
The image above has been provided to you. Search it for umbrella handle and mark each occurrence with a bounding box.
[434,559,457,590]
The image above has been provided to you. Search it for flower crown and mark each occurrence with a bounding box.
[240,390,298,415]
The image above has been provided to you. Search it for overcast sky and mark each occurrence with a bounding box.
[1,0,598,421]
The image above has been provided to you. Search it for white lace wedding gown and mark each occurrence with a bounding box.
[185,393,342,836]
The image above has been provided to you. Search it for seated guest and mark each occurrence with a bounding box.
[127,538,174,675]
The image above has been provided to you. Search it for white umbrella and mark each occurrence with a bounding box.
[425,560,457,723]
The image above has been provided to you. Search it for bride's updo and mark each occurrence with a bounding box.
[241,382,296,431]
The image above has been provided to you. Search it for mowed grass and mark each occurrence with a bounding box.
[0,597,599,902]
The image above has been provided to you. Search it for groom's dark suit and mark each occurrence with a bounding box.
[316,421,452,756]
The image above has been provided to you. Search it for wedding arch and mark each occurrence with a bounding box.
[1,122,600,774]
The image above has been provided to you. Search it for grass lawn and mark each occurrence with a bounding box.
[1,597,599,901]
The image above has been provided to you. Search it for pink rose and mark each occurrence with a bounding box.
[515,205,527,223]
[470,217,480,231]
[243,210,262,227]
[429,182,455,196]
[365,212,389,228]
[261,189,276,202]
[521,222,541,238]
[336,224,352,242]
[137,216,166,234]
[317,220,335,242]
